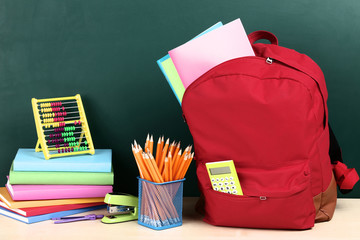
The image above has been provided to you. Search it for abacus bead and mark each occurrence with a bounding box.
[71,148,74,152]
[58,149,61,153]
[84,141,88,145]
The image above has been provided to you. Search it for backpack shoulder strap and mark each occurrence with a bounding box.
[329,124,359,193]
[249,30,329,127]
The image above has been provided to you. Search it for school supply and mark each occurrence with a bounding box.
[0,204,105,224]
[131,134,194,183]
[157,55,185,104]
[8,164,114,185]
[168,18,254,89]
[138,177,184,230]
[205,160,243,195]
[52,214,104,224]
[12,148,112,172]
[6,181,112,201]
[0,200,105,217]
[101,193,138,224]
[157,22,223,104]
[181,30,359,229]
[31,94,95,160]
[0,187,105,209]
[131,134,193,230]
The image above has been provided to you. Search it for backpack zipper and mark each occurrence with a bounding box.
[266,57,273,64]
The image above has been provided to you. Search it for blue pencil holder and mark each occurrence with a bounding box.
[137,177,185,230]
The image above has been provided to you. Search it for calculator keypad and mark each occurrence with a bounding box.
[211,177,237,194]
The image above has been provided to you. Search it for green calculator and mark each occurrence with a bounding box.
[205,160,243,195]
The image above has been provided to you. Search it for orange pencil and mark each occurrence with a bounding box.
[168,152,173,181]
[174,153,189,180]
[148,152,164,183]
[180,152,194,179]
[172,149,182,174]
[168,141,175,158]
[142,152,160,183]
[145,134,149,152]
[131,144,144,178]
[173,142,180,160]
[159,138,169,173]
[161,136,165,159]
[132,144,151,181]
[135,145,153,181]
[155,137,161,165]
[174,146,188,175]
[163,157,169,182]
[149,135,154,155]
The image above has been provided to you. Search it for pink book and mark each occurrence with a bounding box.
[168,18,255,89]
[6,181,112,201]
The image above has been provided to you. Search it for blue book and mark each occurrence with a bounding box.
[13,149,112,172]
[0,204,106,224]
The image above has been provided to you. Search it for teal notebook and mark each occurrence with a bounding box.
[13,148,112,172]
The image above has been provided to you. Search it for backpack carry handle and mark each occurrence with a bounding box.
[248,31,279,45]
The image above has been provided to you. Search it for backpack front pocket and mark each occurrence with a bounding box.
[197,162,315,229]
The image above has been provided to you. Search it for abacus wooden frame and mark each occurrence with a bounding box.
[31,94,95,160]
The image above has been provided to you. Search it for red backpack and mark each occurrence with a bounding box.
[181,31,359,229]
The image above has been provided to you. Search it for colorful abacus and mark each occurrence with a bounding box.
[32,94,95,160]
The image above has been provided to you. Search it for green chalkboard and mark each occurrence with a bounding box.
[0,0,359,197]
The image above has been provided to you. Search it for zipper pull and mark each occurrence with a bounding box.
[260,196,267,200]
[266,57,273,64]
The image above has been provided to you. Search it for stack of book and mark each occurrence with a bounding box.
[0,148,114,223]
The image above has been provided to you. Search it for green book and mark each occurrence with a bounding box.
[8,164,114,185]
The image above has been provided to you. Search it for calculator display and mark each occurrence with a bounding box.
[209,166,231,175]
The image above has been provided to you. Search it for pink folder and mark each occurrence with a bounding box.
[6,182,112,201]
[168,19,255,89]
